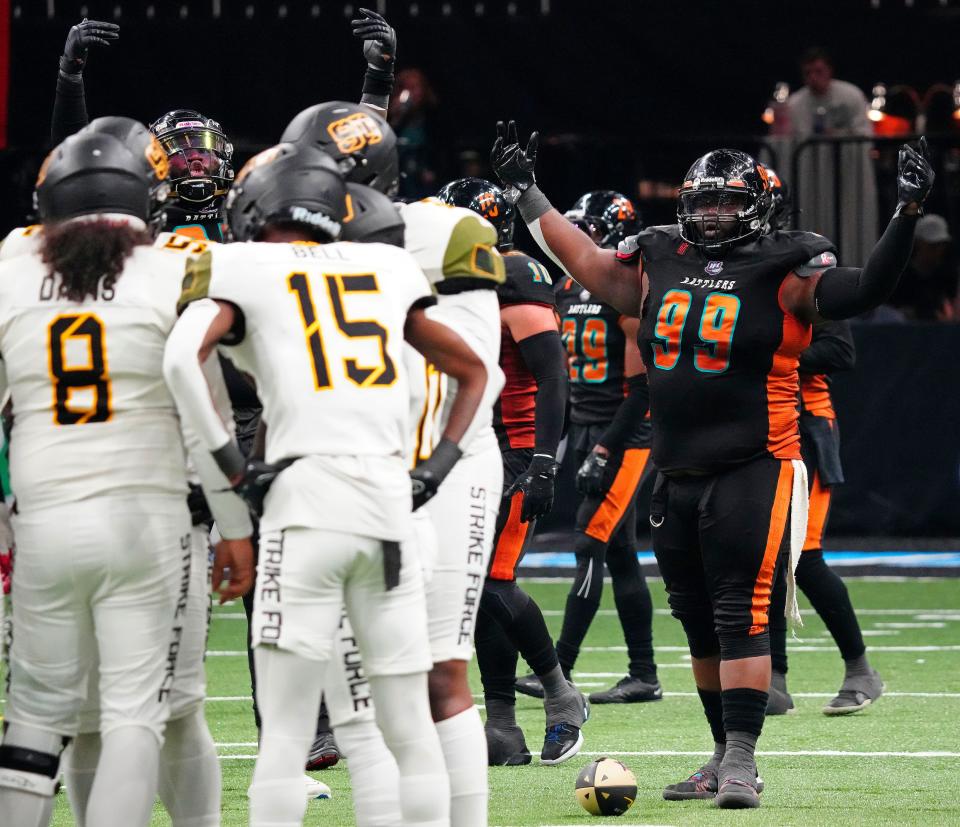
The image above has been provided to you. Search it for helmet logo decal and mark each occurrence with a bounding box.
[235,144,285,186]
[612,197,635,221]
[342,193,355,223]
[756,165,771,190]
[174,120,205,129]
[145,134,170,181]
[477,191,499,218]
[326,113,383,155]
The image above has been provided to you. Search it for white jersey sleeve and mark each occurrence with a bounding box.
[0,245,190,511]
[0,225,42,261]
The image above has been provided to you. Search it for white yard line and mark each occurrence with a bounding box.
[583,749,960,758]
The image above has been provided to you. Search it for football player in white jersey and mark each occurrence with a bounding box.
[0,139,257,825]
[0,119,253,827]
[282,93,509,823]
[164,142,500,827]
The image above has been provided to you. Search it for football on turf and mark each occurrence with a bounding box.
[575,757,637,816]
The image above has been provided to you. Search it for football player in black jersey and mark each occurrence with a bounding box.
[437,178,589,767]
[511,195,661,705]
[760,166,882,717]
[493,120,933,808]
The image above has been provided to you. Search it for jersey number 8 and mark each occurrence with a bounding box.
[48,313,113,425]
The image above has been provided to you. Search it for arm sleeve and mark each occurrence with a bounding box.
[814,212,919,320]
[799,320,855,374]
[597,373,650,452]
[163,299,234,455]
[517,329,568,456]
[51,70,90,144]
[180,355,252,541]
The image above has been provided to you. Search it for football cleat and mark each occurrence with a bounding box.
[485,723,532,766]
[588,675,663,705]
[514,672,545,699]
[305,729,341,771]
[765,670,796,716]
[540,722,583,765]
[823,668,884,716]
[663,766,764,801]
[715,765,762,809]
[303,774,331,801]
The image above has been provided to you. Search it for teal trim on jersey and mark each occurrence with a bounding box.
[694,291,741,374]
[581,317,608,384]
[172,224,211,240]
[527,260,552,285]
[651,289,691,372]
[0,444,9,499]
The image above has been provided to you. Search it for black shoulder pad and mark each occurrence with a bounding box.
[497,253,557,307]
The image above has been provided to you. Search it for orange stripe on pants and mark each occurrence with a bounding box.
[489,490,530,581]
[748,461,794,635]
[584,448,651,543]
[803,471,831,552]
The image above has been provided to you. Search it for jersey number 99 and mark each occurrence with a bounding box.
[47,314,113,425]
[652,290,740,374]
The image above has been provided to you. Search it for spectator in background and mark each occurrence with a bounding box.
[786,48,878,266]
[389,68,439,199]
[890,214,959,321]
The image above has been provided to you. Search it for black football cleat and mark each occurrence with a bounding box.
[305,729,341,771]
[662,767,718,801]
[715,765,762,809]
[486,723,532,766]
[823,668,884,716]
[588,675,663,704]
[540,722,583,765]
[514,672,545,699]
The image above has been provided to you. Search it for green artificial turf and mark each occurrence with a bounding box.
[34,577,960,826]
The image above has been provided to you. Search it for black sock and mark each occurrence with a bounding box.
[796,550,866,661]
[557,594,598,675]
[721,687,768,745]
[609,552,657,682]
[475,600,520,705]
[768,562,788,676]
[697,687,726,745]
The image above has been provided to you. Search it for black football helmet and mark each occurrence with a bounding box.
[339,183,405,247]
[759,163,791,232]
[564,213,606,245]
[677,149,773,255]
[566,190,641,248]
[435,177,515,250]
[225,142,347,243]
[36,116,171,232]
[280,101,399,197]
[149,109,233,208]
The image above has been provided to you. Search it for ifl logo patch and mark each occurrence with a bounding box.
[704,261,724,276]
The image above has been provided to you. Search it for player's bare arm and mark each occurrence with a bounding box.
[491,120,641,316]
[781,138,934,323]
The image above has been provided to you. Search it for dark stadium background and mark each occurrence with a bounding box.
[1,0,959,538]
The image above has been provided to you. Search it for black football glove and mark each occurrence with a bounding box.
[351,8,397,70]
[576,448,610,497]
[186,482,213,528]
[60,18,119,75]
[410,438,463,511]
[491,120,539,196]
[507,453,559,523]
[233,459,288,519]
[896,136,935,214]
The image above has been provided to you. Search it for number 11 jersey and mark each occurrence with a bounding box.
[628,224,835,474]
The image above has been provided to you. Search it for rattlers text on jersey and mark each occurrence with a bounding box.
[626,225,835,474]
[0,235,190,511]
[178,239,433,538]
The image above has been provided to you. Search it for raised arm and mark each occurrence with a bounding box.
[51,18,119,143]
[351,8,397,114]
[782,138,935,323]
[491,120,642,316]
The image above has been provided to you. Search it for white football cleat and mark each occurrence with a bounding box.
[304,774,331,801]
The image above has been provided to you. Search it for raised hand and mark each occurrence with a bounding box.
[897,136,935,213]
[351,8,397,70]
[61,18,120,74]
[491,120,539,194]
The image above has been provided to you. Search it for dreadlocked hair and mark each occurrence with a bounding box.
[40,219,152,302]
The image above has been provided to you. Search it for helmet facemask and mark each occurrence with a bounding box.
[154,125,233,207]
[678,185,771,255]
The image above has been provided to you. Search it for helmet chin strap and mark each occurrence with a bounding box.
[176,178,218,205]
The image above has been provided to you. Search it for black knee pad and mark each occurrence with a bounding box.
[481,578,530,627]
[718,629,771,661]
